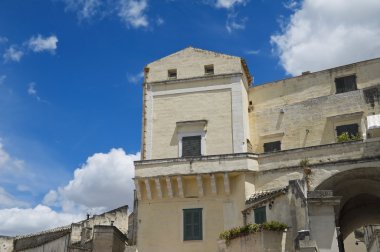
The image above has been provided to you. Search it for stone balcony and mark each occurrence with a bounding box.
[135,139,380,178]
[133,139,380,200]
[134,153,259,178]
[258,138,380,171]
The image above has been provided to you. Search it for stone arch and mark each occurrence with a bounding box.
[315,167,380,240]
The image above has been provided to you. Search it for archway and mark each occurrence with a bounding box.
[316,167,380,251]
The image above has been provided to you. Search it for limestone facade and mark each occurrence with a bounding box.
[0,206,130,252]
[133,47,380,252]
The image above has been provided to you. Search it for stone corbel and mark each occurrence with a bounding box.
[177,176,184,198]
[155,178,162,199]
[197,175,204,197]
[224,173,230,195]
[166,177,173,198]
[144,178,152,200]
[210,174,217,195]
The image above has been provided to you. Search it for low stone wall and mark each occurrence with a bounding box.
[259,139,380,171]
[14,227,71,251]
[218,230,288,252]
[124,245,137,252]
[0,236,14,252]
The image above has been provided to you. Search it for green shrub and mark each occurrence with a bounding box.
[299,158,310,168]
[219,221,288,245]
[337,132,361,143]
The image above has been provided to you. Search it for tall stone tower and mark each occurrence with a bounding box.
[135,47,255,251]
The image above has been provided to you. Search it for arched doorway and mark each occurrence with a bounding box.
[316,167,380,251]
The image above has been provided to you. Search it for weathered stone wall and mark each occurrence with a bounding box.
[152,88,233,159]
[72,205,129,243]
[146,47,244,83]
[0,236,14,252]
[136,173,247,252]
[16,234,69,252]
[217,231,290,252]
[14,228,70,251]
[92,226,127,252]
[249,58,380,152]
[255,139,380,191]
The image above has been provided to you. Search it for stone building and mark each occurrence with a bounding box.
[132,47,380,252]
[0,206,131,252]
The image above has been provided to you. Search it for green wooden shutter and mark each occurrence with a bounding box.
[183,208,203,240]
[254,206,267,224]
[182,136,202,157]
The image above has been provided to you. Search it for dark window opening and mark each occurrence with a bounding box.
[168,69,177,79]
[254,206,266,224]
[182,136,201,157]
[336,124,359,138]
[204,65,214,75]
[263,141,281,153]
[335,75,357,94]
[183,208,202,240]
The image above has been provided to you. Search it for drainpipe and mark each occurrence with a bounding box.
[141,67,149,160]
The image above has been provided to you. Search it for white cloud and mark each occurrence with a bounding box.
[16,185,31,192]
[44,148,139,212]
[156,16,164,26]
[0,187,29,208]
[0,205,82,236]
[27,82,37,96]
[208,0,248,32]
[27,82,48,103]
[3,46,23,62]
[28,35,58,53]
[0,75,6,85]
[0,141,24,173]
[245,49,260,55]
[127,72,144,84]
[62,0,103,20]
[118,0,149,28]
[226,12,247,33]
[0,36,8,44]
[61,0,150,29]
[0,148,139,236]
[271,0,380,76]
[283,0,300,10]
[215,0,247,9]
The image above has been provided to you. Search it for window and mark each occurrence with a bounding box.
[183,208,202,240]
[177,120,207,157]
[254,206,266,224]
[168,69,177,79]
[336,124,359,138]
[263,141,281,153]
[204,64,214,75]
[182,136,202,157]
[335,75,357,93]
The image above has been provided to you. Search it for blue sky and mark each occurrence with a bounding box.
[1,0,380,235]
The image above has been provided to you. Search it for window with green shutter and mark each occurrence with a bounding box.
[183,208,203,240]
[254,206,267,224]
[182,136,202,157]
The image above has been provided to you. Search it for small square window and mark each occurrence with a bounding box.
[335,75,357,94]
[204,65,214,75]
[182,136,202,157]
[183,208,202,241]
[254,206,266,224]
[263,141,281,153]
[168,69,177,79]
